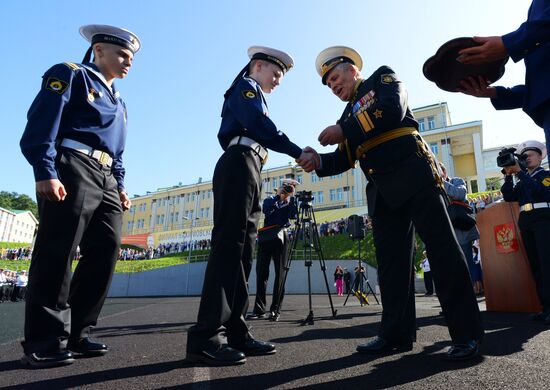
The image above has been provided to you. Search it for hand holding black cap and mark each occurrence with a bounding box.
[423,37,508,93]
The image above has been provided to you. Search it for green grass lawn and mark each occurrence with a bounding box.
[1,234,422,273]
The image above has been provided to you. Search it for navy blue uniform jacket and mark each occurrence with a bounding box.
[501,167,550,205]
[262,195,298,228]
[20,62,128,190]
[492,0,550,126]
[218,76,302,158]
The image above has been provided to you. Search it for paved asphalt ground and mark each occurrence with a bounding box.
[0,294,549,389]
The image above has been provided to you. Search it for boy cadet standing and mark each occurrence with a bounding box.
[20,24,140,368]
[186,46,318,366]
[307,46,484,360]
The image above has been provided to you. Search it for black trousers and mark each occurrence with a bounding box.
[423,271,434,295]
[22,149,122,354]
[372,185,484,344]
[518,209,550,313]
[253,230,289,315]
[187,145,262,352]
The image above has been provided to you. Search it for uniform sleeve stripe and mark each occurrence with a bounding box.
[63,62,81,71]
[357,112,372,133]
[363,111,375,128]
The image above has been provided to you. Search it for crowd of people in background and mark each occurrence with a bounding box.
[0,268,28,302]
[468,191,504,213]
[117,239,212,261]
[0,247,32,260]
[319,219,348,236]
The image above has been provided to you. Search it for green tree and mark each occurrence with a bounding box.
[0,191,38,220]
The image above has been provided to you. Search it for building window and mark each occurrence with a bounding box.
[317,191,324,203]
[311,173,317,183]
[428,116,435,130]
[430,142,439,155]
[330,189,336,202]
[337,188,343,201]
[175,212,179,221]
[418,119,425,131]
[319,176,324,182]
[273,177,279,188]
[296,174,303,184]
[205,207,210,218]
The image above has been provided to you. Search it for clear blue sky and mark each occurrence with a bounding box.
[1,0,543,199]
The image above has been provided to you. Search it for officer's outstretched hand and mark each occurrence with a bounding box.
[119,191,132,211]
[318,124,344,146]
[36,179,67,202]
[296,147,320,173]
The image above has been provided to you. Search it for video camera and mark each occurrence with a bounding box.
[496,147,527,170]
[295,190,314,203]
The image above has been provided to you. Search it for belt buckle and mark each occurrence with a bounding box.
[98,152,110,165]
[523,203,534,212]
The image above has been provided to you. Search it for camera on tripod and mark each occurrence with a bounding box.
[296,190,314,203]
[497,147,527,170]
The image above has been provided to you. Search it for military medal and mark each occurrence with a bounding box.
[88,88,96,102]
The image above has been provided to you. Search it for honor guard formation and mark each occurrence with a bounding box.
[15,0,550,371]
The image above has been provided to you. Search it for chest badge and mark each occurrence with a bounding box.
[88,88,97,103]
[242,90,256,99]
[374,109,383,119]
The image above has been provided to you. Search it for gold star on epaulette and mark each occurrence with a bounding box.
[374,109,383,119]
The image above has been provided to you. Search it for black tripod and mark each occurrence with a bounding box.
[343,237,379,306]
[343,215,379,307]
[275,193,337,325]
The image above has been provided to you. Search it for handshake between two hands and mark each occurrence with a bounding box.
[295,124,345,173]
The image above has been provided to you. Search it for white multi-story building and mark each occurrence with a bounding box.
[0,207,38,243]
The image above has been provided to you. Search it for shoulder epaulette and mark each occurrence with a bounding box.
[63,62,82,71]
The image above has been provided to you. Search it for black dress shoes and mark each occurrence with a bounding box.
[269,312,280,322]
[230,339,276,356]
[529,312,547,321]
[68,337,109,357]
[246,312,267,320]
[356,336,413,354]
[445,340,479,361]
[20,351,75,368]
[186,345,246,366]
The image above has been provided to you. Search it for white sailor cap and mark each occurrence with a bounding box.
[80,24,141,54]
[315,46,363,85]
[248,46,294,74]
[517,140,547,159]
[281,178,300,187]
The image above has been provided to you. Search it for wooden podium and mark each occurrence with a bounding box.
[476,202,541,312]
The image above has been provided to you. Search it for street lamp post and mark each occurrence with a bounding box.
[183,216,199,263]
[188,217,199,263]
